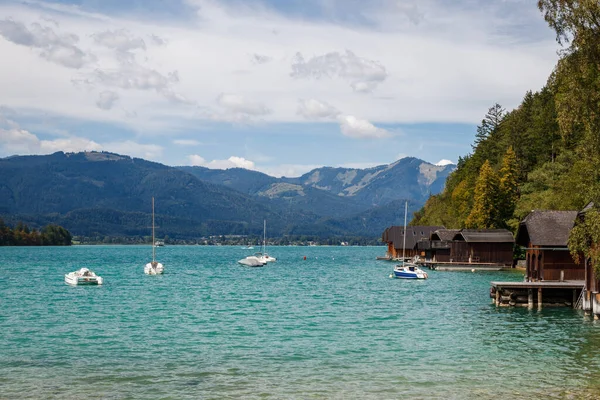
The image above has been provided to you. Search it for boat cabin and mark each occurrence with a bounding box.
[516,210,583,282]
[382,225,444,260]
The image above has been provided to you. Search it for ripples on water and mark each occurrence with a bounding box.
[1,246,600,399]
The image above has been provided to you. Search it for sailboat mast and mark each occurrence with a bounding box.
[152,197,156,263]
[263,219,266,254]
[402,201,407,262]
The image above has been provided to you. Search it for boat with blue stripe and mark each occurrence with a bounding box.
[391,200,428,280]
[393,263,428,279]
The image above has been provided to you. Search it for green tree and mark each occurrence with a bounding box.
[497,147,519,225]
[465,160,500,229]
[569,208,600,276]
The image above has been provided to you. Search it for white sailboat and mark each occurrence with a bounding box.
[145,197,164,275]
[256,219,276,263]
[392,201,427,279]
[238,219,276,266]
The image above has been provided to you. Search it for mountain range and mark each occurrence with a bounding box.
[0,151,454,238]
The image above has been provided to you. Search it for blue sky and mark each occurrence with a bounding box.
[0,0,559,177]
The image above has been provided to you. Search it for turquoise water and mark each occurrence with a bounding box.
[1,245,600,399]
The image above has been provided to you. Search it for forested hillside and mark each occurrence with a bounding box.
[412,1,600,232]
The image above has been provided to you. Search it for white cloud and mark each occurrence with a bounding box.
[92,29,146,52]
[92,59,192,104]
[96,90,119,110]
[0,18,94,68]
[257,163,323,178]
[103,140,163,160]
[249,53,271,65]
[0,0,559,170]
[0,127,102,156]
[338,115,389,139]
[291,50,388,93]
[297,99,340,120]
[0,123,162,160]
[216,93,270,118]
[188,154,206,166]
[187,154,256,170]
[149,34,167,46]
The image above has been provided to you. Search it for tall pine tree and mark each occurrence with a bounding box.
[465,160,500,229]
[498,147,519,225]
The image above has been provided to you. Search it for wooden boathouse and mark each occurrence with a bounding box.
[450,229,514,266]
[381,225,443,260]
[417,229,459,262]
[418,228,514,269]
[516,210,583,281]
[491,210,585,308]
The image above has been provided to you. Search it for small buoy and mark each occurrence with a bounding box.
[471,269,475,273]
[389,274,394,279]
[303,256,306,260]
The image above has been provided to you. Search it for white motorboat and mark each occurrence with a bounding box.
[65,268,103,285]
[145,197,164,275]
[391,201,427,280]
[154,240,165,247]
[238,255,266,267]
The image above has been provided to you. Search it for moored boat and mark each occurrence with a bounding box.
[391,201,428,280]
[238,255,266,267]
[65,268,103,285]
[393,263,428,279]
[145,197,165,275]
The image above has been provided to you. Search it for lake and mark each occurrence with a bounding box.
[1,245,599,399]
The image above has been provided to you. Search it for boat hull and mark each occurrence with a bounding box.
[238,256,266,267]
[393,270,427,279]
[144,262,164,275]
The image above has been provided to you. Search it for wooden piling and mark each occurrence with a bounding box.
[538,288,543,309]
[528,289,533,309]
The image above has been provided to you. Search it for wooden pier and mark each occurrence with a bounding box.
[424,261,510,271]
[490,280,585,308]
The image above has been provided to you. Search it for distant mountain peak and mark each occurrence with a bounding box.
[435,159,455,166]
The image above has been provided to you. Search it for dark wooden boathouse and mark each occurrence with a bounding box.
[382,225,443,259]
[516,210,583,281]
[418,229,459,262]
[417,228,514,268]
[449,229,514,266]
[491,210,585,309]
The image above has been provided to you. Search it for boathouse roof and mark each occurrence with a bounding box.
[431,229,460,242]
[452,229,514,243]
[383,225,444,249]
[516,210,578,247]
